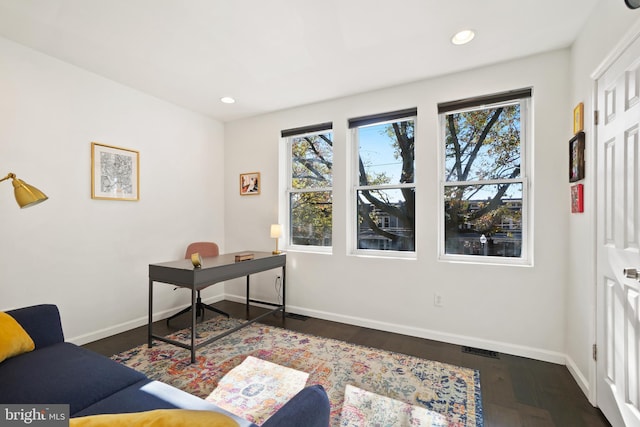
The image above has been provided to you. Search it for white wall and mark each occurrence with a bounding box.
[566,2,640,401]
[0,36,226,344]
[224,49,571,363]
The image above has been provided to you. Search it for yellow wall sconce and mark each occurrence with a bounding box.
[0,172,48,208]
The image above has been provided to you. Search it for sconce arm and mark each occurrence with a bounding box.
[0,173,16,183]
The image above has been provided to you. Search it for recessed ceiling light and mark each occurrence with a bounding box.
[220,96,236,104]
[451,29,475,45]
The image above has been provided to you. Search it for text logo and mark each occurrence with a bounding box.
[0,405,69,426]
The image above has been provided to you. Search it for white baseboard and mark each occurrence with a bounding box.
[565,354,592,401]
[70,294,594,408]
[71,295,582,373]
[67,296,225,345]
[226,294,567,365]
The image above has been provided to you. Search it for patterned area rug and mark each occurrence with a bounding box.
[112,317,483,426]
[340,384,448,426]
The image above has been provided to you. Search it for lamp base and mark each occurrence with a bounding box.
[272,250,282,255]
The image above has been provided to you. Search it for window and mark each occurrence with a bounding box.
[349,108,417,254]
[282,123,333,249]
[439,89,531,263]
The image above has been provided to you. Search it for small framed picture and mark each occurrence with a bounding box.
[569,132,585,182]
[240,172,260,195]
[571,184,584,213]
[91,142,139,200]
[573,102,584,135]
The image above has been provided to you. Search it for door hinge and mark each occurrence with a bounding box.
[593,343,598,361]
[594,110,599,126]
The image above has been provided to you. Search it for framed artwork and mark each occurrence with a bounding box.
[573,102,584,134]
[240,172,260,195]
[569,132,585,182]
[91,142,140,201]
[571,184,584,213]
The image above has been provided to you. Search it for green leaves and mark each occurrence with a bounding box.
[443,101,524,257]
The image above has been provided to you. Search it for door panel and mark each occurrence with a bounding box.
[596,33,640,427]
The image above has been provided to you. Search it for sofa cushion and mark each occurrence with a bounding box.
[7,304,64,349]
[0,312,35,362]
[0,342,146,415]
[69,409,239,427]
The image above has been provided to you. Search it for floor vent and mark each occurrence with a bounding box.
[285,313,309,321]
[462,346,500,359]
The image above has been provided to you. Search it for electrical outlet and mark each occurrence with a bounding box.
[434,293,444,307]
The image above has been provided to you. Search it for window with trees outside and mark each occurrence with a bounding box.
[439,89,531,263]
[350,108,416,254]
[282,123,333,249]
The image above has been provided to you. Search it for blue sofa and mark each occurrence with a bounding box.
[0,304,330,426]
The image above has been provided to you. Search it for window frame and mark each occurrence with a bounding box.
[349,109,417,258]
[438,92,532,266]
[282,124,333,254]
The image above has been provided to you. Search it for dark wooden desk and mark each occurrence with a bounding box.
[148,251,286,362]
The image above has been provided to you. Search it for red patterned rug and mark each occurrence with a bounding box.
[112,317,483,426]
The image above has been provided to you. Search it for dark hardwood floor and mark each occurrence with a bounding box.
[83,301,611,427]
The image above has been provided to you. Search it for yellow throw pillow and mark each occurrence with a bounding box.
[70,409,239,427]
[0,312,35,363]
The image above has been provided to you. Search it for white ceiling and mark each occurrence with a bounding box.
[0,0,600,122]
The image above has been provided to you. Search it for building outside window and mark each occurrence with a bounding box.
[439,89,531,263]
[282,123,333,250]
[350,108,417,254]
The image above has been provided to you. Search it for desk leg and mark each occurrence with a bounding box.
[246,275,250,316]
[282,265,286,319]
[191,286,197,363]
[148,278,153,348]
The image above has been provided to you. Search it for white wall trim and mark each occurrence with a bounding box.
[67,296,225,345]
[566,354,592,402]
[227,294,566,364]
[588,80,600,408]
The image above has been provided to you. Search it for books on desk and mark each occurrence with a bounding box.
[235,253,255,262]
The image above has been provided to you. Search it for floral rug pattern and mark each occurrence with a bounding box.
[112,317,483,426]
[340,384,448,426]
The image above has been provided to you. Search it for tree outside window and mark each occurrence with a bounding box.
[287,129,333,248]
[351,110,416,252]
[440,90,530,260]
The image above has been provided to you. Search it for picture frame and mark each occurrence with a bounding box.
[573,102,584,134]
[571,183,584,213]
[240,172,260,195]
[569,132,585,182]
[91,142,140,201]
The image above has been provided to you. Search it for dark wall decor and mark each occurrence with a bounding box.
[569,132,585,183]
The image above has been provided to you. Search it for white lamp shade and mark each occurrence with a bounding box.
[270,224,282,238]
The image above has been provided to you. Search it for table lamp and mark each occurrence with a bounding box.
[270,224,282,254]
[0,172,48,208]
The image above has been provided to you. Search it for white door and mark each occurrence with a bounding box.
[596,32,640,427]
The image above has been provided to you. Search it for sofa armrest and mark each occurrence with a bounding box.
[261,385,330,427]
[7,304,64,349]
